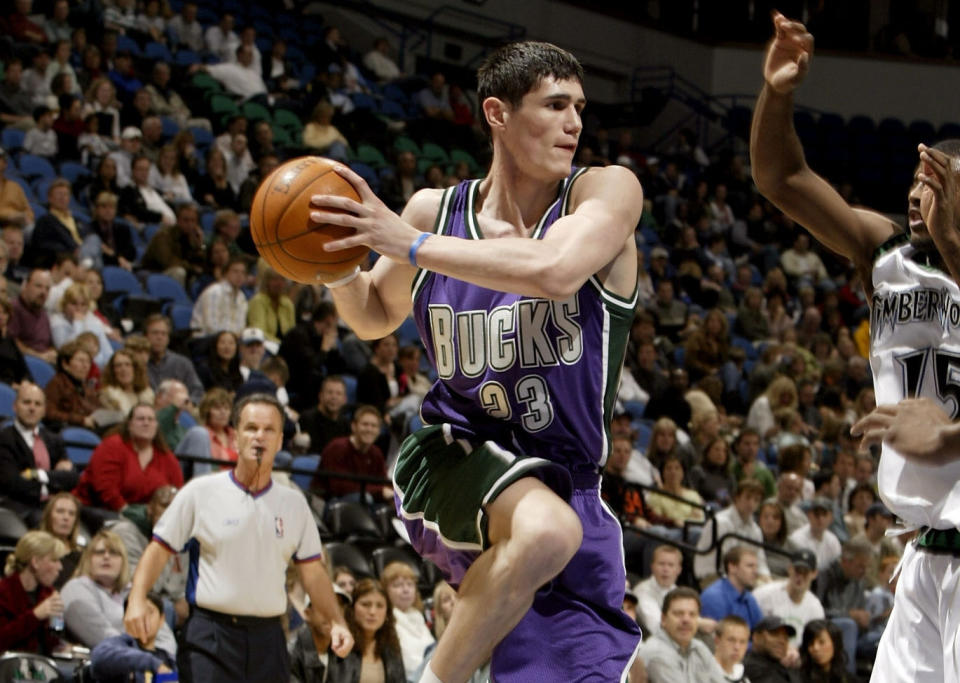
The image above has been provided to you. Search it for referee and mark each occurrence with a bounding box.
[124,393,353,681]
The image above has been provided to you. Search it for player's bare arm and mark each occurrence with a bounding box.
[322,187,444,340]
[312,163,641,301]
[851,399,960,465]
[297,558,354,657]
[750,11,897,277]
[918,144,960,284]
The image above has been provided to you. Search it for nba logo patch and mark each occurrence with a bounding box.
[274,516,284,538]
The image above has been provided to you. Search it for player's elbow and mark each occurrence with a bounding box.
[535,258,585,300]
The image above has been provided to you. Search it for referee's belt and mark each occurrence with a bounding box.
[917,527,960,555]
[192,605,282,628]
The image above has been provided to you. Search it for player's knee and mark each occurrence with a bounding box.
[516,501,582,572]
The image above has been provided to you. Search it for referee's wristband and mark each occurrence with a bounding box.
[408,232,431,267]
[325,266,361,288]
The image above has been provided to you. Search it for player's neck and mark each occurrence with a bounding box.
[478,158,565,233]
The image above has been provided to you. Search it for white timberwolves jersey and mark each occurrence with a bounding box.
[871,234,960,528]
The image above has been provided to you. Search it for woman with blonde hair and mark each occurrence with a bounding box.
[381,561,434,681]
[346,578,405,682]
[247,264,296,344]
[100,349,155,417]
[0,530,68,653]
[149,144,194,204]
[303,100,350,161]
[746,375,798,442]
[50,282,114,367]
[82,77,121,141]
[39,492,84,588]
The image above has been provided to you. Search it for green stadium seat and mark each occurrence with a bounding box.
[421,142,450,164]
[242,101,272,124]
[393,136,421,156]
[356,144,388,168]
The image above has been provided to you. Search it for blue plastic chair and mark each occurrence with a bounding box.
[0,383,14,418]
[102,266,143,295]
[342,375,357,404]
[144,41,173,62]
[62,427,100,466]
[174,49,200,66]
[1,128,25,154]
[188,126,213,148]
[146,274,192,306]
[116,34,142,56]
[58,161,91,185]
[160,117,180,140]
[290,454,320,491]
[24,356,55,389]
[170,303,193,331]
[18,154,56,181]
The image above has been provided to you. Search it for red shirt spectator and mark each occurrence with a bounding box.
[314,406,386,498]
[73,405,183,511]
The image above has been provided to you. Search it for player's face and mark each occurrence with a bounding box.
[908,163,933,249]
[499,76,584,181]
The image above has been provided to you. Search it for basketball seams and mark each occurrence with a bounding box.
[256,164,300,281]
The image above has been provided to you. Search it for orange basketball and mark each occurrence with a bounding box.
[250,156,369,284]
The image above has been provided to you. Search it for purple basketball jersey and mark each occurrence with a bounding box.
[412,168,638,470]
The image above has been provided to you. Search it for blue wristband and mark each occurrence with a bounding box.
[408,232,431,267]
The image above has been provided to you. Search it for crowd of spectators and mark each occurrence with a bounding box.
[0,0,907,680]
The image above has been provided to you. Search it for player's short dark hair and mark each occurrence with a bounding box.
[477,41,583,135]
[232,392,285,428]
[662,586,700,614]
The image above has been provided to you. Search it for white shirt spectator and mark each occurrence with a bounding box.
[190,280,248,336]
[205,62,267,100]
[109,149,135,188]
[149,166,194,204]
[168,15,204,52]
[363,49,401,81]
[23,127,57,158]
[695,506,770,580]
[136,184,176,226]
[787,524,842,571]
[753,579,825,649]
[205,25,240,62]
[633,576,675,636]
[625,449,661,488]
[46,277,74,313]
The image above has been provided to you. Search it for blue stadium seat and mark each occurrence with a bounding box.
[58,161,91,185]
[349,162,380,194]
[0,383,14,418]
[170,303,193,331]
[342,374,357,404]
[102,266,143,295]
[116,34,142,56]
[174,50,200,66]
[396,316,419,347]
[24,356,55,389]
[144,41,173,62]
[18,154,56,181]
[160,117,180,139]
[62,427,100,466]
[146,274,192,306]
[290,454,320,491]
[188,126,213,148]
[2,128,25,154]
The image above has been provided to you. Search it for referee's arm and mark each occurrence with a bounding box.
[298,559,354,656]
[124,541,173,641]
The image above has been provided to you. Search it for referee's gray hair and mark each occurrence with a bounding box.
[232,392,284,428]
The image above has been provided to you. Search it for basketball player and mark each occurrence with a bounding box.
[308,42,643,683]
[753,12,960,682]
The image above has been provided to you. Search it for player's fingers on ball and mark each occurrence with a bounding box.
[309,210,360,228]
[333,164,377,202]
[322,235,365,252]
[309,194,364,214]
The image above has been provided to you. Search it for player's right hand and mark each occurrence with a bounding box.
[123,595,150,643]
[852,399,952,464]
[763,12,814,94]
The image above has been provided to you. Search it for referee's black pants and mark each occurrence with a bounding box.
[178,606,289,682]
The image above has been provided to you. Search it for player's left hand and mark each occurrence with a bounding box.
[329,622,354,657]
[918,143,960,249]
[309,165,420,263]
[852,398,952,464]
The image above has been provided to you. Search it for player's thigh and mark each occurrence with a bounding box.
[485,475,581,548]
[936,552,960,683]
[872,545,942,683]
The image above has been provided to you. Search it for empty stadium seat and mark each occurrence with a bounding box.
[62,426,100,466]
[18,154,56,181]
[24,356,55,389]
[146,273,192,306]
[326,500,383,540]
[290,454,320,492]
[0,383,14,419]
[102,266,144,295]
[323,541,374,578]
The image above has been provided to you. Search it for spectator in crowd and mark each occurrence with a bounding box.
[4,225,29,287]
[0,59,36,130]
[645,453,706,529]
[152,379,190,451]
[100,349,155,418]
[84,78,122,144]
[731,427,775,497]
[781,233,828,287]
[0,530,67,655]
[202,44,268,100]
[247,264,296,345]
[141,204,206,287]
[86,157,121,209]
[9,268,57,363]
[0,298,31,386]
[757,499,798,579]
[109,127,142,187]
[168,2,203,52]
[119,155,176,229]
[775,472,808,535]
[701,546,764,630]
[24,105,58,158]
[747,375,798,444]
[195,146,239,210]
[150,144,194,205]
[788,498,842,572]
[363,37,402,82]
[176,387,238,475]
[136,0,166,44]
[32,179,82,261]
[799,619,851,683]
[190,255,248,336]
[332,567,357,597]
[753,549,825,649]
[689,436,737,507]
[695,479,769,584]
[108,50,143,105]
[357,333,403,417]
[90,592,177,682]
[0,382,76,522]
[303,100,350,161]
[50,282,113,368]
[83,269,123,341]
[852,502,901,585]
[22,51,54,109]
[238,326,267,381]
[196,330,243,393]
[73,403,183,511]
[44,338,99,429]
[714,616,751,683]
[82,191,136,271]
[315,404,391,502]
[345,578,405,683]
[46,40,79,95]
[843,482,877,539]
[743,616,801,683]
[816,538,873,674]
[633,544,683,637]
[238,152,279,211]
[638,587,726,682]
[204,12,240,62]
[289,589,354,683]
[0,148,34,229]
[381,150,424,211]
[44,0,72,42]
[279,301,348,412]
[381,561,434,681]
[44,253,77,315]
[299,375,351,455]
[38,492,83,588]
[223,132,255,194]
